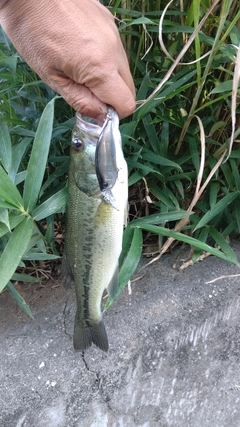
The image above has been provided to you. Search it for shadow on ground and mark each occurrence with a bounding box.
[1,241,240,427]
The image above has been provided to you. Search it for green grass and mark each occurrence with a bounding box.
[0,0,240,312]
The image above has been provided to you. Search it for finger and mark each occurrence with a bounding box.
[46,73,107,118]
[116,45,136,99]
[89,70,136,119]
[48,71,135,119]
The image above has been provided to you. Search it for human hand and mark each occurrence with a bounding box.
[0,0,135,120]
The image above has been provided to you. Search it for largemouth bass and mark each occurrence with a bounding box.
[63,109,128,352]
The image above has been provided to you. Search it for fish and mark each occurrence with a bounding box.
[63,109,128,352]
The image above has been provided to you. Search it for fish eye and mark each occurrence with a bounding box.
[72,137,84,151]
[102,182,108,189]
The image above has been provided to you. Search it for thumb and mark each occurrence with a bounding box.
[91,70,136,119]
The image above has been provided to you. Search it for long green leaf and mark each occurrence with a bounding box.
[0,216,33,293]
[0,208,10,230]
[11,273,39,283]
[0,211,23,237]
[0,121,12,173]
[128,170,148,186]
[127,159,162,175]
[141,149,182,171]
[15,171,27,186]
[105,227,143,308]
[132,73,151,121]
[209,79,240,95]
[209,226,238,263]
[9,211,26,230]
[119,227,142,285]
[0,200,20,210]
[0,49,17,73]
[120,120,138,147]
[23,98,55,213]
[0,222,9,238]
[194,192,239,231]
[0,165,24,209]
[132,222,239,265]
[137,70,197,119]
[132,210,189,225]
[39,160,69,197]
[22,252,59,261]
[6,281,33,318]
[118,225,134,268]
[119,16,155,30]
[32,186,68,221]
[9,137,32,182]
[142,114,161,155]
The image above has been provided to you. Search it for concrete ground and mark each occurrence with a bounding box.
[0,241,240,427]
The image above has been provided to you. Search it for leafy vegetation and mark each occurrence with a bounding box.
[0,30,73,313]
[0,0,240,313]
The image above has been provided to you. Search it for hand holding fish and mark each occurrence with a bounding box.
[0,0,135,119]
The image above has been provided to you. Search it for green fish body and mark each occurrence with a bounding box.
[63,111,128,352]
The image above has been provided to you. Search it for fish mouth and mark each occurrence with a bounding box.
[76,113,103,130]
[75,113,103,143]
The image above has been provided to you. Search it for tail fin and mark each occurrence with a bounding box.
[74,318,109,352]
